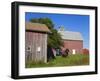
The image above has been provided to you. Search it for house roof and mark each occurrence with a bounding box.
[25,22,51,33]
[58,31,83,41]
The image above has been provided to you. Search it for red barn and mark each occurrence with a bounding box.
[58,28,83,54]
[25,22,51,63]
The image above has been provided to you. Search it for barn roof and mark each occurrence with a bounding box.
[58,31,83,41]
[25,22,51,33]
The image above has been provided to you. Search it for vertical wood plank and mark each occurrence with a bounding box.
[26,32,48,63]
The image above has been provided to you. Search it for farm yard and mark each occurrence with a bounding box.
[25,14,90,68]
[26,54,89,68]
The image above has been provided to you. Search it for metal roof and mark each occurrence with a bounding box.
[25,22,51,33]
[58,31,83,41]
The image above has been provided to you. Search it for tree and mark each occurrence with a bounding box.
[30,17,63,48]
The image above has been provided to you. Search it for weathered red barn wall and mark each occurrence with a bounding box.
[63,40,83,54]
[25,31,47,63]
[82,49,89,54]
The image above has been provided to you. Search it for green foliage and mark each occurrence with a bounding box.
[59,26,65,31]
[26,54,89,68]
[30,18,54,30]
[30,17,63,48]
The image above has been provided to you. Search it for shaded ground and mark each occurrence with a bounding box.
[26,54,89,68]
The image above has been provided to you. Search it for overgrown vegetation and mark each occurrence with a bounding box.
[26,54,89,68]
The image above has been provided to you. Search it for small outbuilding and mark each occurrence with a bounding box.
[25,22,51,63]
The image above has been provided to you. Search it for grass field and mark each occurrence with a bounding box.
[26,54,89,68]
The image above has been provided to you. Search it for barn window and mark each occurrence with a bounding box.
[72,49,76,54]
[26,45,31,52]
[37,46,41,52]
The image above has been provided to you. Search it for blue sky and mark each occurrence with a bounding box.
[25,12,89,49]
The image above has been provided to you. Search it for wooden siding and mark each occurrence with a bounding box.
[25,32,47,63]
[62,40,83,54]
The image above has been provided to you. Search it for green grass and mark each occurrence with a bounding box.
[26,54,89,68]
